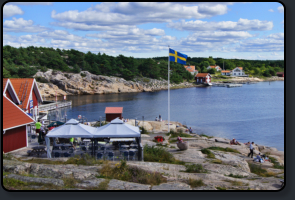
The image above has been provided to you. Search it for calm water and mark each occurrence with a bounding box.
[48,81,284,151]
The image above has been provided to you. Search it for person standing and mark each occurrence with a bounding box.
[159,114,162,121]
[35,120,42,135]
[248,142,254,158]
[189,127,193,134]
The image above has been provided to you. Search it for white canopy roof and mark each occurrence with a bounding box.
[93,118,141,138]
[46,119,96,138]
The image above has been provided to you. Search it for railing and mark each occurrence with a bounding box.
[38,101,72,112]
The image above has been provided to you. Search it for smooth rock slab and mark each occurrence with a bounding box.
[151,182,191,190]
[107,179,151,190]
[4,174,64,186]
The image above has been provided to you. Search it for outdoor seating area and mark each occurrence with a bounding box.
[44,118,143,161]
[50,140,140,161]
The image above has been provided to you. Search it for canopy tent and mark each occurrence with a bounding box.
[45,119,97,158]
[46,119,96,138]
[93,118,140,138]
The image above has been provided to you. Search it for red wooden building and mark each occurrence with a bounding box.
[276,72,284,77]
[105,107,123,122]
[3,96,35,153]
[195,73,211,84]
[3,78,21,104]
[9,78,43,119]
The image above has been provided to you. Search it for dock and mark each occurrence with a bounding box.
[38,100,72,112]
[226,84,243,88]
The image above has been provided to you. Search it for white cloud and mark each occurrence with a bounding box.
[271,52,278,56]
[268,9,274,12]
[278,6,284,13]
[3,18,49,33]
[168,18,273,31]
[51,2,230,31]
[3,4,24,18]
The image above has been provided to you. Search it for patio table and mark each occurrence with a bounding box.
[28,146,46,157]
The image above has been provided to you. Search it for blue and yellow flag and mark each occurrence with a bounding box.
[169,48,187,65]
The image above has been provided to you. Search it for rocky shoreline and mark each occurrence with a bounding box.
[34,70,283,98]
[3,120,284,190]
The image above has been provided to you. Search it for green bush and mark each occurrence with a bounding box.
[99,160,167,185]
[188,178,205,188]
[201,148,215,158]
[269,156,284,169]
[185,164,207,173]
[208,147,240,154]
[167,130,192,138]
[35,76,49,83]
[143,145,185,165]
[249,164,275,177]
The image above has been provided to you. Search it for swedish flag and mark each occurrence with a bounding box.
[169,48,187,65]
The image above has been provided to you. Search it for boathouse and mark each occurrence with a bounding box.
[195,73,211,84]
[276,72,284,77]
[9,78,43,120]
[105,107,123,122]
[3,96,35,153]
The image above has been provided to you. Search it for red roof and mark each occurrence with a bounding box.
[238,67,243,70]
[195,73,210,77]
[3,96,35,130]
[105,107,123,114]
[222,70,231,73]
[9,78,40,110]
[184,65,195,71]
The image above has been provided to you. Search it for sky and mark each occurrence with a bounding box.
[2,2,284,60]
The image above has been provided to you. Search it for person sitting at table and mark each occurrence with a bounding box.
[69,137,76,150]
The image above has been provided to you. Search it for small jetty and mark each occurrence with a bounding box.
[226,84,243,88]
[39,100,72,112]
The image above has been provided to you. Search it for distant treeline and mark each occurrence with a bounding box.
[3,45,284,82]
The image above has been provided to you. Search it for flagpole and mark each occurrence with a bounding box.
[168,46,170,133]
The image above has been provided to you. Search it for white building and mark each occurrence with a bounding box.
[207,65,221,71]
[230,67,246,77]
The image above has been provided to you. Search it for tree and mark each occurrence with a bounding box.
[207,68,216,74]
[73,64,81,73]
[3,68,11,78]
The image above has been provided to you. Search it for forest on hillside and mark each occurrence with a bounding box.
[2,45,284,83]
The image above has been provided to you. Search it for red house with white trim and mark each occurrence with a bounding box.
[3,96,35,153]
[9,78,43,120]
[195,73,211,84]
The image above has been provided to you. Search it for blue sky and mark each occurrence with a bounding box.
[3,2,284,60]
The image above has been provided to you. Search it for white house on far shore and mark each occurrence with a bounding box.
[221,70,231,76]
[184,65,198,76]
[230,67,247,77]
[207,65,221,71]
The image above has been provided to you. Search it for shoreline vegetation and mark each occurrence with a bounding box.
[3,120,284,190]
[35,69,284,98]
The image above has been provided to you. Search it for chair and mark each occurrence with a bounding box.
[97,152,103,160]
[61,146,66,151]
[82,146,87,151]
[54,152,60,158]
[108,152,114,161]
[123,151,129,161]
[64,152,71,157]
[31,135,36,139]
[129,151,135,161]
[53,146,60,150]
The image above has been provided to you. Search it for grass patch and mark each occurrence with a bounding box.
[216,186,227,190]
[249,163,275,177]
[143,145,185,165]
[23,154,105,166]
[184,164,207,173]
[62,176,81,188]
[3,153,13,160]
[3,177,60,190]
[187,178,205,188]
[226,173,248,179]
[208,146,240,154]
[201,148,215,159]
[97,179,110,190]
[211,159,222,164]
[269,156,284,169]
[167,130,192,138]
[99,160,167,186]
[199,134,213,139]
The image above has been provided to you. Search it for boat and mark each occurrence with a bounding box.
[204,82,212,86]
